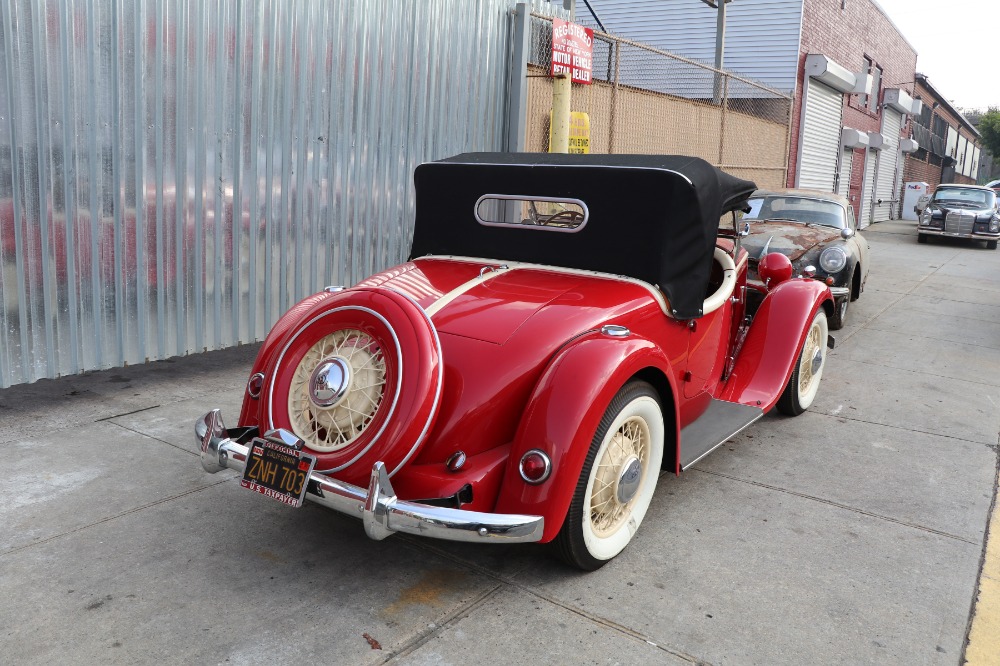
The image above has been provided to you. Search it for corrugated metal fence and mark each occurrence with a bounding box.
[0,0,530,387]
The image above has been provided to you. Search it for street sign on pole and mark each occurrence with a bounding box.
[551,19,593,85]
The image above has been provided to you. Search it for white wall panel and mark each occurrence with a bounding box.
[797,80,844,191]
[581,0,802,93]
[837,149,853,199]
[873,109,902,222]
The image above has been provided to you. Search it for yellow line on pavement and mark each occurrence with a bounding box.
[966,474,1000,665]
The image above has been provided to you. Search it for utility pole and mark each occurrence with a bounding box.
[700,0,732,103]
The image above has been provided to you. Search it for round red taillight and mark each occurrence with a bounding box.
[519,449,552,484]
[247,372,265,399]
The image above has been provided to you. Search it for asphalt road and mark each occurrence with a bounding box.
[2,218,998,665]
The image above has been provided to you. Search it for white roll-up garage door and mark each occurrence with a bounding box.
[798,80,844,191]
[860,149,877,228]
[873,109,903,222]
[837,149,853,199]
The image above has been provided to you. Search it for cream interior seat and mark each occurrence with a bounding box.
[702,247,737,316]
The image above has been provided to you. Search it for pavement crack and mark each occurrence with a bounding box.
[107,420,198,456]
[94,405,161,422]
[825,356,1000,390]
[378,585,504,663]
[392,539,706,664]
[693,468,978,545]
[862,324,1000,353]
[811,409,995,447]
[0,479,232,558]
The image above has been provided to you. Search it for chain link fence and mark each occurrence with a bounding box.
[525,13,793,190]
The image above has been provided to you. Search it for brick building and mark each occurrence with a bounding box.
[904,73,983,191]
[581,0,920,225]
[792,0,917,226]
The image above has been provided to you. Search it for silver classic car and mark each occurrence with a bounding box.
[917,184,1000,249]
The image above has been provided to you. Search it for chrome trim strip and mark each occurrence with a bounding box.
[436,161,695,186]
[473,194,589,233]
[196,411,544,544]
[385,289,445,477]
[419,255,672,317]
[682,410,764,470]
[918,228,1000,240]
[423,263,515,318]
[266,306,403,474]
[828,286,850,297]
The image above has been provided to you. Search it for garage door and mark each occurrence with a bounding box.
[873,109,903,222]
[837,149,853,199]
[798,80,844,191]
[859,149,877,228]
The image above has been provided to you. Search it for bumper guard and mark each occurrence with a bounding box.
[196,409,543,544]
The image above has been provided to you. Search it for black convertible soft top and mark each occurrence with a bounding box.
[409,153,756,319]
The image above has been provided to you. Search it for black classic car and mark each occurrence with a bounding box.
[740,189,869,330]
[918,184,1000,249]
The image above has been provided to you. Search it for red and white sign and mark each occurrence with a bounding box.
[551,19,593,85]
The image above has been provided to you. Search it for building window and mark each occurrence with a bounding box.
[916,103,931,128]
[856,56,873,109]
[869,65,882,113]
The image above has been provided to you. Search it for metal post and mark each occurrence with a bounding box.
[718,74,729,164]
[551,73,572,153]
[713,0,726,104]
[608,40,621,153]
[507,3,530,152]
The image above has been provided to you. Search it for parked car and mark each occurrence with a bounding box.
[986,179,1000,198]
[196,153,834,570]
[738,189,869,330]
[917,184,1000,249]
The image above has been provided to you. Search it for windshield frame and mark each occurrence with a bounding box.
[742,194,849,230]
[931,187,996,209]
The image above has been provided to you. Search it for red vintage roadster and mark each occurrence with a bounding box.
[197,153,834,570]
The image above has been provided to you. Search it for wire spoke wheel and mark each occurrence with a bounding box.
[777,309,828,416]
[555,381,665,571]
[589,417,649,537]
[287,329,388,452]
[260,290,442,485]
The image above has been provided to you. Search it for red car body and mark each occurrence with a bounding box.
[197,153,834,569]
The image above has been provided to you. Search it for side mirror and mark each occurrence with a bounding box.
[840,227,855,240]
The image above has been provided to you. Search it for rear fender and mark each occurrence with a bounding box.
[721,279,832,411]
[494,332,679,543]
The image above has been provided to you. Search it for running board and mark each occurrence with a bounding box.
[679,399,764,471]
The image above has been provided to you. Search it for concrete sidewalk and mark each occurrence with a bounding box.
[2,218,998,665]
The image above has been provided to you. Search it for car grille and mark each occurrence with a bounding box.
[944,210,974,235]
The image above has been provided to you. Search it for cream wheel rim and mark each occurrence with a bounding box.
[287,329,387,452]
[796,313,827,408]
[589,416,650,538]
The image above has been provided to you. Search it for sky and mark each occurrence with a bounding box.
[874,0,999,111]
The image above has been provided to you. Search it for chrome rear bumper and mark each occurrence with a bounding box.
[196,410,543,544]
